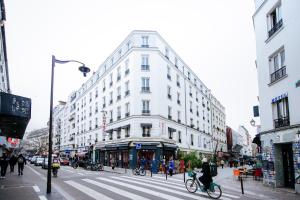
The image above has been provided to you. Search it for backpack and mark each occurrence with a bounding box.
[18,157,24,163]
[210,164,218,177]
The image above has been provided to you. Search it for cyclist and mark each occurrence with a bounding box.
[199,157,212,191]
[52,157,60,177]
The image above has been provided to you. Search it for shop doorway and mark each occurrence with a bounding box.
[282,143,295,188]
[137,150,155,169]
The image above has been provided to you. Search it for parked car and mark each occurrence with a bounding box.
[30,156,38,164]
[42,158,48,169]
[60,157,69,166]
[35,157,44,166]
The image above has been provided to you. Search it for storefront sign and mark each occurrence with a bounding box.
[0,92,31,118]
[136,143,141,150]
[296,80,300,88]
[271,92,288,103]
[0,136,6,145]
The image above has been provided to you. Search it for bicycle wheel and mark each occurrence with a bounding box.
[132,169,137,175]
[185,179,198,193]
[140,169,146,176]
[207,183,222,199]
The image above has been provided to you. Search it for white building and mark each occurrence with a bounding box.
[211,94,227,153]
[53,30,226,169]
[0,1,9,93]
[238,126,252,157]
[253,0,300,192]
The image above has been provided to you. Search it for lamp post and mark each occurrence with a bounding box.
[47,55,90,194]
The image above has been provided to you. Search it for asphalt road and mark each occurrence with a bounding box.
[19,164,299,200]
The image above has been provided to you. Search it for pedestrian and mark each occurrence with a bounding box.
[141,156,146,170]
[9,154,17,173]
[168,157,174,176]
[111,157,115,170]
[0,152,9,178]
[17,154,26,175]
[199,157,213,191]
[220,159,225,169]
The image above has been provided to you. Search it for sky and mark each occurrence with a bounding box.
[5,0,260,137]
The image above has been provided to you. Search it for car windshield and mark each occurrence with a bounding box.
[37,158,44,161]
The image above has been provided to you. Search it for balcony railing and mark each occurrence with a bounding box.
[268,19,283,38]
[168,115,172,120]
[117,76,121,81]
[274,117,290,128]
[168,94,172,99]
[125,90,130,96]
[270,66,286,83]
[109,100,113,105]
[109,82,113,87]
[167,74,171,80]
[177,100,181,105]
[117,95,121,101]
[141,44,149,48]
[177,82,180,87]
[141,65,150,70]
[125,112,130,117]
[141,87,150,93]
[117,116,121,120]
[125,69,130,75]
[178,119,181,123]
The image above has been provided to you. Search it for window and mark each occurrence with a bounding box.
[142,100,150,114]
[125,81,130,96]
[176,74,180,87]
[109,73,113,86]
[89,106,92,116]
[109,110,113,123]
[194,78,197,86]
[190,101,193,113]
[89,92,92,102]
[125,126,130,137]
[189,86,192,97]
[111,57,114,66]
[125,59,130,75]
[141,36,149,47]
[196,106,199,116]
[167,66,171,80]
[178,131,181,143]
[177,111,181,123]
[141,55,149,70]
[165,47,169,59]
[142,77,150,92]
[89,120,92,130]
[117,67,121,81]
[272,96,289,128]
[197,121,199,130]
[268,3,282,38]
[117,87,121,101]
[103,79,106,91]
[167,86,172,99]
[109,92,113,104]
[95,118,98,129]
[198,136,201,147]
[125,102,130,117]
[103,96,106,108]
[117,106,121,120]
[168,128,173,139]
[117,129,121,139]
[168,106,172,119]
[95,102,98,113]
[269,49,286,83]
[118,49,122,59]
[190,118,194,128]
[126,41,131,51]
[177,92,180,104]
[188,72,191,80]
[175,57,178,67]
[196,92,198,101]
[142,126,151,137]
[190,134,194,145]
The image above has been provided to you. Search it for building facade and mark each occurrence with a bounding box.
[253,0,300,192]
[238,126,252,157]
[53,30,226,169]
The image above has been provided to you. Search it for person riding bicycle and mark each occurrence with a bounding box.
[52,157,60,176]
[199,157,212,191]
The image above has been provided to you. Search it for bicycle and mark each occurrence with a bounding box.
[185,171,222,199]
[132,166,146,176]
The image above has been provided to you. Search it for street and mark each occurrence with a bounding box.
[1,164,299,200]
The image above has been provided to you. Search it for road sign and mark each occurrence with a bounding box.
[136,143,141,150]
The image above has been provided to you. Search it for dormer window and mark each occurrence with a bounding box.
[141,36,149,47]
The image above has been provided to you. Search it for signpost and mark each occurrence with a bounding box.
[136,143,141,150]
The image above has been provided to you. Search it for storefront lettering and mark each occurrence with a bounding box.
[271,92,288,103]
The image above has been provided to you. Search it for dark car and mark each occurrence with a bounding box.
[60,158,69,166]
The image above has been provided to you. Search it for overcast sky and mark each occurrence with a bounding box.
[5,0,259,137]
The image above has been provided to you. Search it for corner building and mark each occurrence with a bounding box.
[253,0,300,193]
[53,30,226,169]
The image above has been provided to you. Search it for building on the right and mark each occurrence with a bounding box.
[253,0,300,192]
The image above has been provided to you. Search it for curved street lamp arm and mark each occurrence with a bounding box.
[52,55,86,66]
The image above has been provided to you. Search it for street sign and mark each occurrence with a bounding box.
[136,143,141,149]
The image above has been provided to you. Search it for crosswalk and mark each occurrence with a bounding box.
[63,174,242,200]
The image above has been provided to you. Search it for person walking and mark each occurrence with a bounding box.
[9,154,17,173]
[0,153,9,178]
[17,154,26,175]
[199,158,213,191]
[168,157,174,176]
[220,159,225,169]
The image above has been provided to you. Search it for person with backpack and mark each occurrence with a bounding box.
[168,157,174,176]
[17,154,26,175]
[199,157,213,191]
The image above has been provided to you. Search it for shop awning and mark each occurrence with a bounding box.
[95,143,105,150]
[140,123,152,128]
[164,143,177,149]
[0,92,31,139]
[168,127,176,132]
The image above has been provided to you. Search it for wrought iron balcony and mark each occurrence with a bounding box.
[168,115,172,120]
[141,44,149,48]
[167,74,171,80]
[274,117,290,128]
[125,69,130,75]
[270,66,286,83]
[125,90,130,96]
[177,100,181,105]
[141,87,150,93]
[177,82,180,87]
[125,112,130,117]
[168,94,172,99]
[117,95,121,101]
[141,65,150,70]
[117,76,121,81]
[142,110,150,115]
[268,19,283,38]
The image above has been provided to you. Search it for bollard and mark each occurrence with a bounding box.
[151,168,152,177]
[240,175,244,194]
[183,167,186,183]
[165,167,167,180]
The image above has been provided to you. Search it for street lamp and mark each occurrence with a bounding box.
[47,55,90,194]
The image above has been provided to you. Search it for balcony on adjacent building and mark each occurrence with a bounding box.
[177,82,180,87]
[268,19,283,38]
[117,115,121,120]
[117,75,121,81]
[274,116,290,128]
[117,95,121,101]
[125,112,130,117]
[177,100,181,105]
[168,94,172,99]
[167,74,171,80]
[125,90,130,96]
[168,115,172,120]
[142,110,150,115]
[270,66,286,84]
[141,65,150,70]
[125,69,130,75]
[141,87,150,93]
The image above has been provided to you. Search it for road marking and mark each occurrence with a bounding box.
[77,173,85,176]
[98,177,185,200]
[152,175,183,182]
[83,179,150,200]
[26,165,43,177]
[137,176,185,187]
[32,185,40,193]
[38,195,47,200]
[65,180,113,200]
[111,176,207,200]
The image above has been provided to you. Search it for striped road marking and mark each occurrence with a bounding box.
[32,185,40,193]
[39,195,47,200]
[82,179,150,200]
[65,180,113,200]
[98,177,185,200]
[152,175,184,182]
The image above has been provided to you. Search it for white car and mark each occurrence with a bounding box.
[35,157,44,166]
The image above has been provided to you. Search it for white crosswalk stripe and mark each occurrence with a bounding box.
[82,179,151,200]
[65,180,113,200]
[98,177,186,200]
[111,176,209,200]
[152,175,183,182]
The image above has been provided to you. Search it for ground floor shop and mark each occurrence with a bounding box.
[94,140,177,170]
[260,127,300,194]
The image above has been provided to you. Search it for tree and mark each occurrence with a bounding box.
[183,151,202,170]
